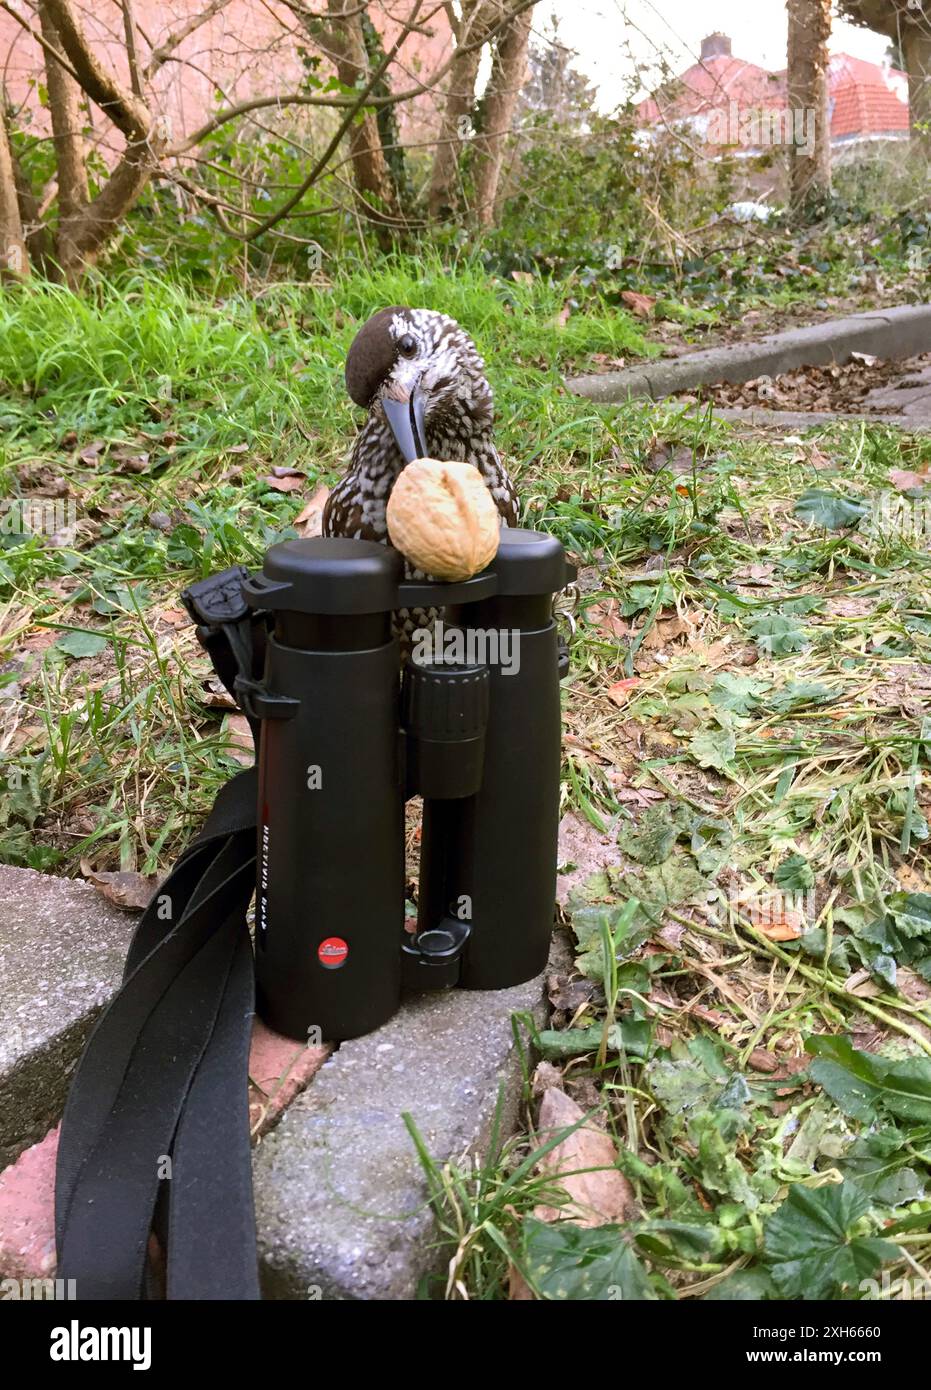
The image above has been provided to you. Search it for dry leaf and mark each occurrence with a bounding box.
[224,713,255,766]
[745,905,803,941]
[606,677,639,706]
[890,469,926,493]
[263,474,304,494]
[510,270,533,285]
[294,483,330,538]
[587,597,627,640]
[620,290,656,319]
[508,1087,637,1300]
[896,864,928,893]
[110,447,150,474]
[80,861,158,911]
[534,1087,636,1226]
[844,968,882,998]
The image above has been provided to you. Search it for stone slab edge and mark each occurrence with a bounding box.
[566,304,931,402]
[0,865,137,1169]
[254,967,550,1301]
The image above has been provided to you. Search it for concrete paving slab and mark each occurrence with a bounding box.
[254,970,549,1300]
[0,865,137,1168]
[567,304,931,403]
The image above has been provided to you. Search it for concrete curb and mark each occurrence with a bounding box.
[566,304,931,403]
[688,407,931,432]
[254,970,549,1300]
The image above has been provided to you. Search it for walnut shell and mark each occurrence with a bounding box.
[386,458,500,582]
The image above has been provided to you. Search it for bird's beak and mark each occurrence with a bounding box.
[382,382,427,464]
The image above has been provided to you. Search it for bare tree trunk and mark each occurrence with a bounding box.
[428,0,500,219]
[11,143,50,274]
[787,0,833,212]
[317,0,401,236]
[471,4,533,226]
[903,21,931,153]
[0,102,28,278]
[38,1,89,281]
[38,0,158,280]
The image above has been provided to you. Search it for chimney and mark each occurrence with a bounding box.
[701,33,732,61]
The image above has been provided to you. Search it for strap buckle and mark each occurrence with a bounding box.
[181,566,253,628]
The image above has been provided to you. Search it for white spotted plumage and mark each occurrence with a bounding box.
[323,308,519,647]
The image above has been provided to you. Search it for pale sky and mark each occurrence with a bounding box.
[546,1,891,108]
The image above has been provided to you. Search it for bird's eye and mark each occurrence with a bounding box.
[397,333,417,358]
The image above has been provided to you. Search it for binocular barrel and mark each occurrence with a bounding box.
[240,528,573,1043]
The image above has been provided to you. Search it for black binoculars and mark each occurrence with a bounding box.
[194,528,575,1044]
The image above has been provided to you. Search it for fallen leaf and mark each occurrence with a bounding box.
[586,597,627,640]
[80,861,158,911]
[620,290,656,319]
[110,447,150,474]
[262,474,304,494]
[606,677,639,706]
[158,607,189,629]
[534,1087,637,1226]
[890,469,926,493]
[510,270,534,285]
[294,483,330,537]
[743,902,804,941]
[224,713,255,766]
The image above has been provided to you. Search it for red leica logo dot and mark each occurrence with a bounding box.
[317,937,349,969]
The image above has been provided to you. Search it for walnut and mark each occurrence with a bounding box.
[386,459,500,581]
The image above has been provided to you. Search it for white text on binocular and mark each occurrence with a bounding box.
[410,620,521,675]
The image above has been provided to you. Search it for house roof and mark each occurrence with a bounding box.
[827,53,910,140]
[638,55,786,125]
[638,49,909,143]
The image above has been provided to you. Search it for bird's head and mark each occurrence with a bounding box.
[345,306,493,462]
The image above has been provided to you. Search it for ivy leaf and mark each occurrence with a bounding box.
[690,726,736,772]
[617,802,690,865]
[774,853,814,892]
[794,488,870,530]
[521,1219,657,1300]
[806,1034,931,1125]
[56,630,108,659]
[704,1268,781,1300]
[763,1181,898,1300]
[748,612,809,656]
[709,672,764,716]
[886,892,931,939]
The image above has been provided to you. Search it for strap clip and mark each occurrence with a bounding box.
[181,566,253,628]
